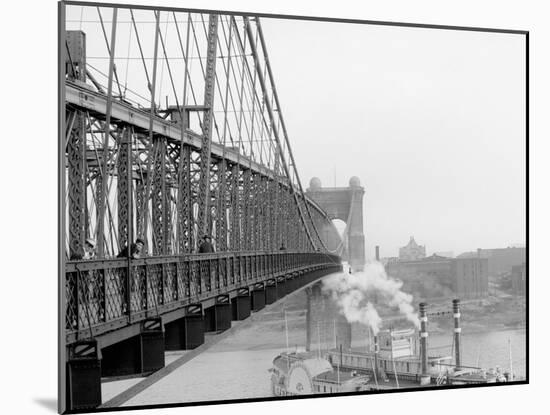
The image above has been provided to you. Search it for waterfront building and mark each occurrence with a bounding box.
[511,263,526,296]
[386,254,489,299]
[450,257,489,298]
[457,247,526,276]
[399,236,426,261]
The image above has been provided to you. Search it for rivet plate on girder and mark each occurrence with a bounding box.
[78,92,95,109]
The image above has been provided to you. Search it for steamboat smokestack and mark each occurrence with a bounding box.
[375,246,380,261]
[419,302,430,385]
[373,334,379,377]
[453,299,461,370]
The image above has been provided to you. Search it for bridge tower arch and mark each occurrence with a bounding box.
[306,177,365,271]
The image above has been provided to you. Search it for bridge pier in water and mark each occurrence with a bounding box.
[306,282,352,352]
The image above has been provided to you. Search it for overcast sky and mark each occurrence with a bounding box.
[260,17,526,258]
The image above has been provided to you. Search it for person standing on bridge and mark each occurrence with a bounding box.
[198,235,215,253]
[117,237,145,259]
[83,238,96,260]
[69,238,96,260]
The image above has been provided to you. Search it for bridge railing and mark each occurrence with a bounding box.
[65,251,341,343]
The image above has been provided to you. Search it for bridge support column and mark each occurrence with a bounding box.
[141,318,165,373]
[265,279,277,304]
[276,276,286,299]
[251,282,266,311]
[101,318,165,377]
[205,294,231,332]
[165,305,205,350]
[232,288,251,320]
[165,318,185,351]
[66,340,102,411]
[285,274,296,295]
[296,271,306,289]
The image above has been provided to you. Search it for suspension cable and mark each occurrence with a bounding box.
[97,7,123,98]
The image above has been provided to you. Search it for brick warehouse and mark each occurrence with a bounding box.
[386,254,489,299]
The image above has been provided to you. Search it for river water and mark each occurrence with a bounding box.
[123,277,526,407]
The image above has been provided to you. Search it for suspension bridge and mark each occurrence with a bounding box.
[59,2,365,411]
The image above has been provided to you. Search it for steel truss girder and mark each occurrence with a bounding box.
[268,178,277,250]
[229,163,241,251]
[135,179,145,241]
[260,175,270,250]
[242,169,252,250]
[250,172,259,250]
[67,83,334,241]
[64,15,346,260]
[273,182,281,248]
[243,17,316,251]
[66,83,276,180]
[176,145,193,253]
[152,137,168,255]
[196,14,219,239]
[67,110,87,259]
[216,159,228,251]
[117,127,131,250]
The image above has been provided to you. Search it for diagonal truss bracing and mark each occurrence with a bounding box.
[63,4,342,259]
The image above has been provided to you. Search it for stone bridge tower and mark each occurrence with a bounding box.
[306,177,365,271]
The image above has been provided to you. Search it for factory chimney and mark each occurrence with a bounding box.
[419,302,430,385]
[375,246,380,261]
[452,299,462,370]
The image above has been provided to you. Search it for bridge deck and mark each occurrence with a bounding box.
[66,251,341,348]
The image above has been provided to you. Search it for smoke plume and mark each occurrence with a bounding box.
[322,262,420,334]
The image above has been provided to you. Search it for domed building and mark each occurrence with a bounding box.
[399,236,426,261]
[349,176,361,187]
[309,177,322,191]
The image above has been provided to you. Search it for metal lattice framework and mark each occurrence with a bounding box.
[62,4,344,343]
